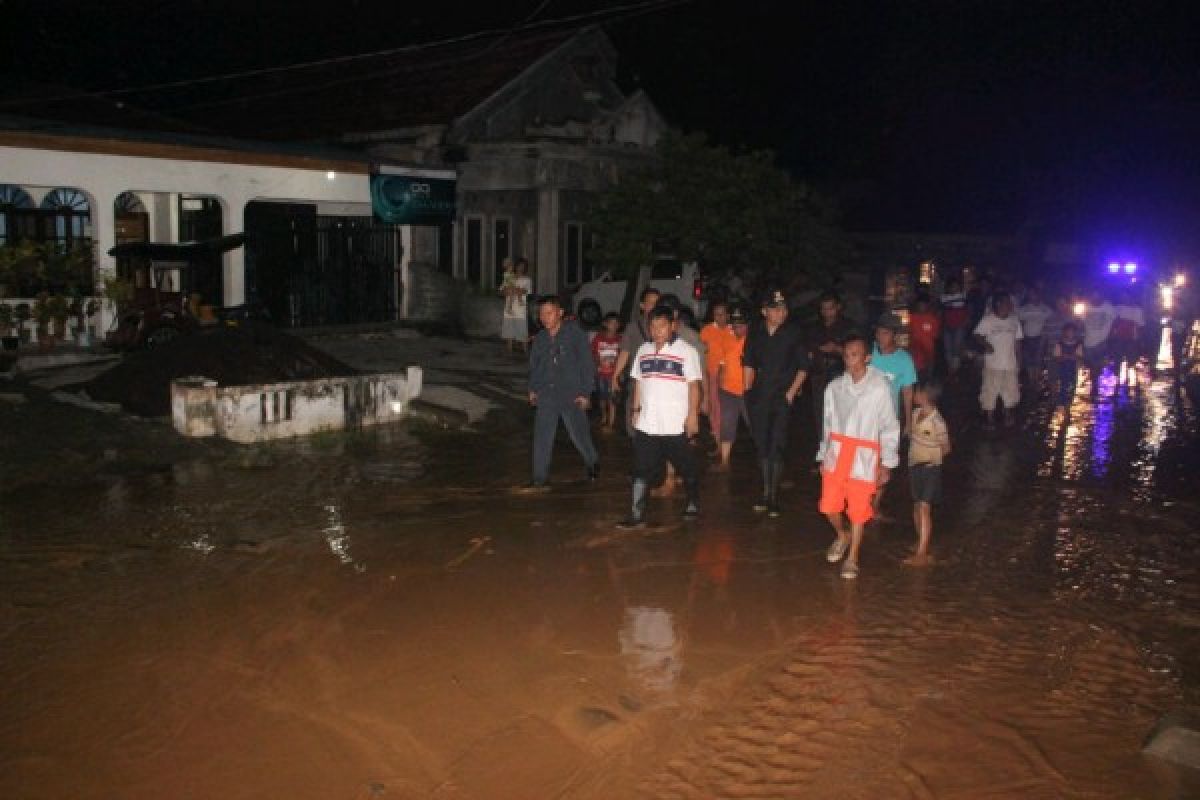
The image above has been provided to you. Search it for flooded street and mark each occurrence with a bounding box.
[2,353,1199,799]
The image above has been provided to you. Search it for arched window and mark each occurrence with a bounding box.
[0,184,34,245]
[41,187,91,244]
[115,191,146,214]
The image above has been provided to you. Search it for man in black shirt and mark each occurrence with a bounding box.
[804,291,859,431]
[742,289,811,516]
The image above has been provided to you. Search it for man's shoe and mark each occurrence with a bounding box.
[519,480,550,493]
[767,500,781,518]
[840,559,859,580]
[586,463,599,482]
[616,515,646,530]
[752,498,769,513]
[826,537,849,563]
[682,500,699,520]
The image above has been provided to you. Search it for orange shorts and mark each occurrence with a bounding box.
[817,432,880,524]
[819,472,877,524]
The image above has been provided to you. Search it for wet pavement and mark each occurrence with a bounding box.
[2,338,1199,799]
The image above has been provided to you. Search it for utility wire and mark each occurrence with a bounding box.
[171,0,567,115]
[0,0,689,111]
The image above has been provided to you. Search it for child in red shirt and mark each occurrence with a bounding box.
[591,313,622,429]
[908,293,941,379]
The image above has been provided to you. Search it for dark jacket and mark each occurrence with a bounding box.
[529,320,595,401]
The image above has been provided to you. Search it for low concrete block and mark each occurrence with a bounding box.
[172,377,219,437]
[170,368,422,443]
[1144,710,1200,771]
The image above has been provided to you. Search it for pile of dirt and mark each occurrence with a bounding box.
[81,322,357,417]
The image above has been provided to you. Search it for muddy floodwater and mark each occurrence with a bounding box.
[2,362,1199,799]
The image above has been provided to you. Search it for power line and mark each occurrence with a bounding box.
[170,6,568,115]
[0,0,690,112]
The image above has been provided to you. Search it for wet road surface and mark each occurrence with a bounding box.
[1,354,1199,799]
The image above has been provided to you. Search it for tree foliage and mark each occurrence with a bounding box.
[586,132,850,289]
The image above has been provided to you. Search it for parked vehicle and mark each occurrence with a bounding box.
[573,257,705,328]
[105,234,268,350]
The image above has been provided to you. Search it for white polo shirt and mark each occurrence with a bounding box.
[631,336,702,435]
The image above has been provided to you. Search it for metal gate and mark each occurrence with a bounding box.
[313,216,398,326]
[245,202,398,327]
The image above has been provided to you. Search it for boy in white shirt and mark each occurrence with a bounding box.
[617,306,703,528]
[973,292,1024,428]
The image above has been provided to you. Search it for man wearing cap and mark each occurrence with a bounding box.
[742,289,811,516]
[526,295,599,489]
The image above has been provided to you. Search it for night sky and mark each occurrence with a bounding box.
[4,0,1199,259]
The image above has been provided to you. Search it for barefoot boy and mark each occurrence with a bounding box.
[818,334,901,579]
[905,379,951,567]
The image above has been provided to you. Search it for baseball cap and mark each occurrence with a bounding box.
[763,289,787,308]
[875,312,903,331]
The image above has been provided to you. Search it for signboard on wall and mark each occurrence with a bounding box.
[370,168,456,225]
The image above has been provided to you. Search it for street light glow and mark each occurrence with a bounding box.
[1108,262,1121,274]
[1124,262,1137,275]
[1161,285,1174,310]
[1176,272,1188,288]
[1073,301,1087,317]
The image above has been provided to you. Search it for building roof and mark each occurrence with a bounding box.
[123,26,580,143]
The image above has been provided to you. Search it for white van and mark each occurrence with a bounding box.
[573,257,705,329]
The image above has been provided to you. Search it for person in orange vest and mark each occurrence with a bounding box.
[817,333,901,579]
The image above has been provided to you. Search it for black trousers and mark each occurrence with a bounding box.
[632,431,697,484]
[809,369,837,432]
[748,392,791,463]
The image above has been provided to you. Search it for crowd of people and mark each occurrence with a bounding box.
[522,273,1190,580]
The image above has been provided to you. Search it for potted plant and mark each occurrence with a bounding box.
[69,294,100,346]
[32,292,52,349]
[102,274,134,314]
[0,247,13,298]
[0,304,15,351]
[47,294,70,341]
[13,302,31,343]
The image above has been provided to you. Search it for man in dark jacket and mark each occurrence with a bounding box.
[804,291,859,431]
[742,289,811,516]
[527,295,599,488]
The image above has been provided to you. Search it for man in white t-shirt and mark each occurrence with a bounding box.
[1017,287,1053,384]
[973,292,1024,427]
[618,306,703,528]
[1081,292,1117,391]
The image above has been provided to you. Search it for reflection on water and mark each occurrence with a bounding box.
[322,504,362,570]
[1090,369,1116,478]
[618,606,682,697]
[961,438,1015,528]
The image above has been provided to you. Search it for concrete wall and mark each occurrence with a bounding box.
[171,367,423,443]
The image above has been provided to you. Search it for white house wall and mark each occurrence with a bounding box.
[0,143,369,305]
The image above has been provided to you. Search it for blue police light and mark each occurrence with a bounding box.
[1124,262,1137,275]
[1108,262,1121,274]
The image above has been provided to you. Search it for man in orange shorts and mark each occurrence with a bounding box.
[816,334,900,579]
